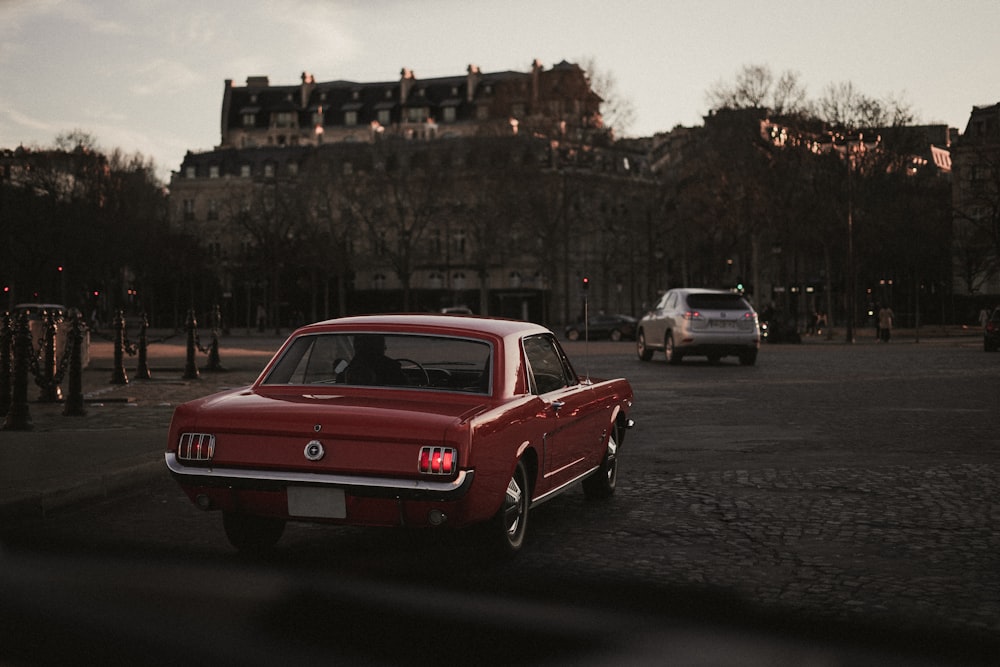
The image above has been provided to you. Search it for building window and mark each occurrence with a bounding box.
[452,229,466,256]
[242,113,255,127]
[429,272,444,289]
[264,162,275,178]
[274,111,296,128]
[287,161,298,177]
[182,199,195,221]
[207,200,219,221]
[342,161,353,176]
[378,109,391,125]
[185,165,196,179]
[240,164,251,178]
[443,107,456,123]
[407,106,428,123]
[476,105,489,121]
[345,110,358,126]
[372,273,387,290]
[209,165,220,179]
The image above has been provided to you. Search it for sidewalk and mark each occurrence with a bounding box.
[0,333,284,520]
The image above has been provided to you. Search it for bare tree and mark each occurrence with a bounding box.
[706,64,810,118]
[578,57,637,137]
[817,82,914,130]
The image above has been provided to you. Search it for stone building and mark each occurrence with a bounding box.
[951,102,1000,300]
[169,60,655,330]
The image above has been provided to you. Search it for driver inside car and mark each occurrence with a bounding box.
[344,334,407,386]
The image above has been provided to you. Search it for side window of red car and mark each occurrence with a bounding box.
[523,334,576,395]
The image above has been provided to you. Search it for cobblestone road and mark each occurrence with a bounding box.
[4,331,998,659]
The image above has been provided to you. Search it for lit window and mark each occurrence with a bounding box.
[242,113,255,127]
[443,107,456,123]
[185,165,196,179]
[345,110,358,126]
[209,165,220,179]
[240,164,251,178]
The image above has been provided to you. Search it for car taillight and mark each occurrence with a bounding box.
[419,446,457,475]
[683,310,702,320]
[177,433,216,461]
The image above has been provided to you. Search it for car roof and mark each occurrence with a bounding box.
[296,314,551,339]
[670,288,737,296]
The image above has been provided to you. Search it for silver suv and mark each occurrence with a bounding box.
[636,288,760,366]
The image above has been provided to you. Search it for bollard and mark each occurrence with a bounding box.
[203,304,224,372]
[2,311,33,431]
[63,311,87,417]
[135,313,151,380]
[0,312,11,417]
[37,310,63,402]
[182,308,200,380]
[110,309,129,385]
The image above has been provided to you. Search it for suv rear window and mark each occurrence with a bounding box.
[686,293,749,310]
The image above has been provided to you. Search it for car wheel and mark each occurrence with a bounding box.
[492,460,529,555]
[566,328,580,341]
[636,330,653,361]
[609,329,622,342]
[739,349,758,366]
[665,333,682,365]
[582,430,618,500]
[222,511,286,553]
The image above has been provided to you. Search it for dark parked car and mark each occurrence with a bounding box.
[985,306,1000,352]
[565,314,637,341]
[166,314,633,555]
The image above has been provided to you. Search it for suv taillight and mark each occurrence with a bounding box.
[419,446,457,475]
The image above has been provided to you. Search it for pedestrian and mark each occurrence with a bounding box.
[256,304,266,332]
[878,304,895,343]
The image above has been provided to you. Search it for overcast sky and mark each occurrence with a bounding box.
[2,0,997,181]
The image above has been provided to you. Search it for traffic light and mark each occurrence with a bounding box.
[581,276,590,291]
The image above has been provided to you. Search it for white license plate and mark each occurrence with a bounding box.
[710,319,736,329]
[287,486,346,519]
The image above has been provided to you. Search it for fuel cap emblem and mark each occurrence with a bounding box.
[304,440,325,461]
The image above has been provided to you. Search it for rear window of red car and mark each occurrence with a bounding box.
[261,332,492,393]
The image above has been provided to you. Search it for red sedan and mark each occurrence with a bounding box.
[166,314,634,555]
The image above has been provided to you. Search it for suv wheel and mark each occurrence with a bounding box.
[636,330,653,361]
[665,333,682,365]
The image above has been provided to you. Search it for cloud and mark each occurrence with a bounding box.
[1,107,57,133]
[129,59,203,96]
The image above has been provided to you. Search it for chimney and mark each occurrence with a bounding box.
[300,71,316,108]
[531,59,543,108]
[400,68,416,104]
[246,76,270,88]
[466,64,481,102]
